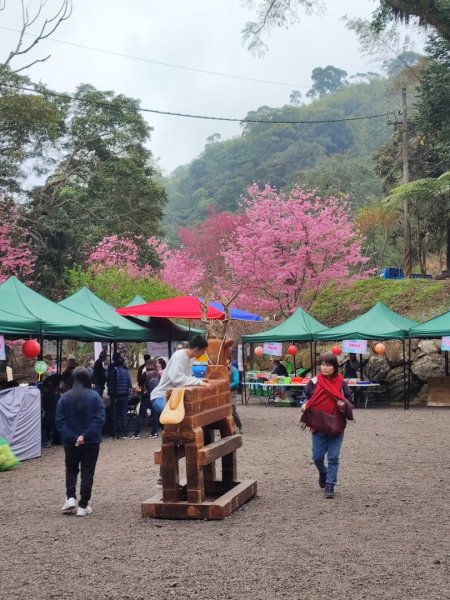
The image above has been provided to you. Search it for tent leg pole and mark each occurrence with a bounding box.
[313,342,317,375]
[38,329,44,361]
[446,351,449,376]
[402,340,407,410]
[57,340,63,374]
[407,339,412,410]
[309,342,313,377]
[242,343,248,405]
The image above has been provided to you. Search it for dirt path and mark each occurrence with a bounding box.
[1,405,449,600]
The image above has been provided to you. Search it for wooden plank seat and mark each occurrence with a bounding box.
[155,434,242,466]
[197,434,242,465]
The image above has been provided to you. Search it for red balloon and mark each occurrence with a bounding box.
[287,344,298,356]
[254,346,264,357]
[331,345,342,356]
[374,342,386,355]
[22,339,41,359]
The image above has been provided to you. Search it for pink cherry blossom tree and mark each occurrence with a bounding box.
[222,184,369,316]
[87,235,153,277]
[153,209,245,298]
[0,198,35,284]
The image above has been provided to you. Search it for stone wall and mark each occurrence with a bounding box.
[344,339,447,405]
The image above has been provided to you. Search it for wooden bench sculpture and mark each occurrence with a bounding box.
[142,338,257,519]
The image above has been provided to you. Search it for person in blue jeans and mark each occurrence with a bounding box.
[229,364,243,433]
[150,336,211,485]
[131,359,160,439]
[301,353,354,499]
[107,353,132,438]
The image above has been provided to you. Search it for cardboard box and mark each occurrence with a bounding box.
[427,377,450,407]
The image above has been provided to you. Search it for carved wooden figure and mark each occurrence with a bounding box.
[141,339,257,520]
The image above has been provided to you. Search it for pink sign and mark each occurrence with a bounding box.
[263,342,283,356]
[342,339,368,354]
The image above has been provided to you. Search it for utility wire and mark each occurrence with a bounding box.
[0,25,309,88]
[0,83,394,124]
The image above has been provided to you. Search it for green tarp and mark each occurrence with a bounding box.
[409,310,450,338]
[0,277,113,340]
[124,295,205,341]
[59,288,152,342]
[241,307,328,343]
[314,301,418,341]
[0,307,42,337]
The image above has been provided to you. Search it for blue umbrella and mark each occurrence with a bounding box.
[207,300,262,322]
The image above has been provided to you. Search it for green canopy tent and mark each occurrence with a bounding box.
[242,307,327,343]
[409,310,450,375]
[242,307,328,371]
[124,295,205,356]
[0,307,43,337]
[59,288,153,342]
[241,308,328,402]
[314,302,418,409]
[409,310,450,338]
[314,301,417,341]
[0,277,113,341]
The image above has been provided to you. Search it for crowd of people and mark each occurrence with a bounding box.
[28,336,246,515]
[5,339,358,514]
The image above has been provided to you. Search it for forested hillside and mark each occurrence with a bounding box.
[163,77,400,242]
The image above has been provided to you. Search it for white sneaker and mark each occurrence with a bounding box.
[62,497,76,514]
[76,505,93,517]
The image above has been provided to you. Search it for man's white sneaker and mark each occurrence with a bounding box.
[62,497,77,514]
[76,505,93,516]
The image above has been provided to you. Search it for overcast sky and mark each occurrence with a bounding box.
[0,0,422,173]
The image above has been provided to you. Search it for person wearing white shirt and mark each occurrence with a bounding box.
[150,336,211,438]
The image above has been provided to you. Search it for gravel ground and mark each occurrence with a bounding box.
[1,404,449,600]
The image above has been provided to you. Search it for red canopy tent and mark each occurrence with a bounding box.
[116,295,225,320]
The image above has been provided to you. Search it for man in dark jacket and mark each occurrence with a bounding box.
[40,374,61,447]
[107,353,132,439]
[93,351,107,397]
[271,359,288,377]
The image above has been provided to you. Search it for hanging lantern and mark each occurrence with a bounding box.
[374,342,386,355]
[254,346,264,357]
[22,340,41,359]
[331,345,342,356]
[287,344,298,356]
[34,360,47,375]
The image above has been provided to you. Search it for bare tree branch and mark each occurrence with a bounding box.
[4,0,72,71]
[13,55,51,73]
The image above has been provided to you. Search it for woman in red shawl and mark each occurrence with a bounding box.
[301,353,354,499]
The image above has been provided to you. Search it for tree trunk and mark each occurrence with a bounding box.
[386,1,450,42]
[446,217,450,275]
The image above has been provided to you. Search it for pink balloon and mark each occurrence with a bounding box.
[254,346,264,357]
